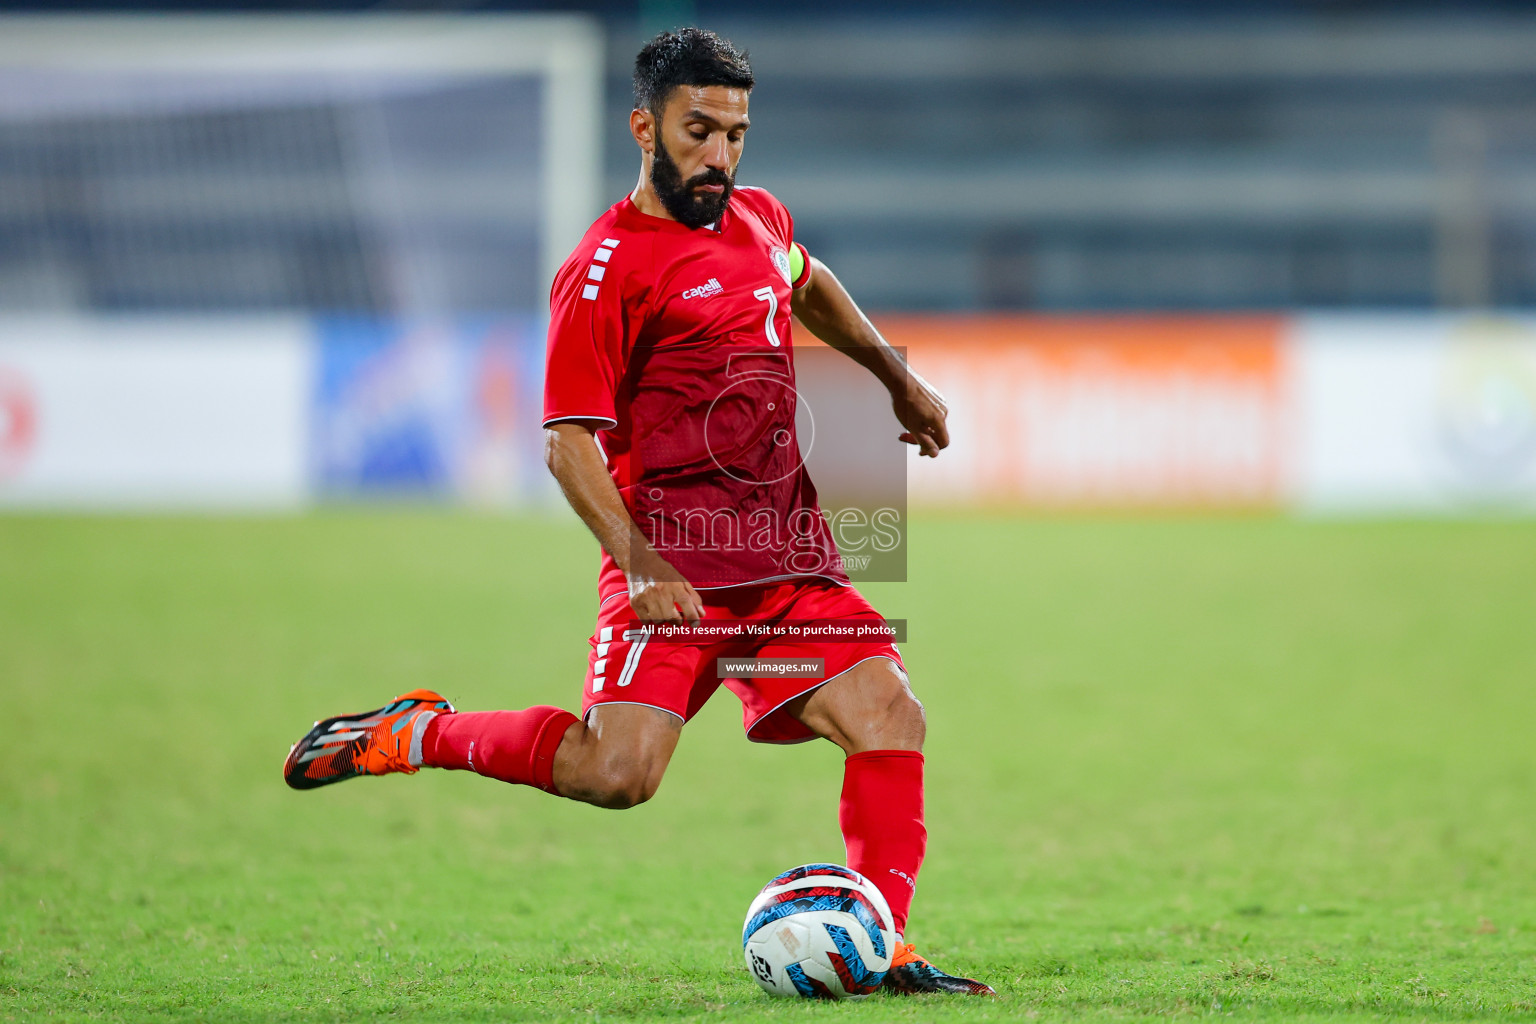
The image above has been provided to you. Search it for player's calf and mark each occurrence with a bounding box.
[421,705,577,793]
[786,661,930,944]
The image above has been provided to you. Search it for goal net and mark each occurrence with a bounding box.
[0,15,603,314]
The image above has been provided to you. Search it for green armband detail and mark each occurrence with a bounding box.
[788,242,806,285]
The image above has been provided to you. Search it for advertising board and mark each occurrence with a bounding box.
[1291,315,1536,512]
[5,313,1533,515]
[0,317,309,508]
[872,315,1288,507]
[311,317,551,506]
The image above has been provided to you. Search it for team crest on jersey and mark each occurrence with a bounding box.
[770,247,793,286]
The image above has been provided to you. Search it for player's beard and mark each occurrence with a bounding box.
[650,134,734,229]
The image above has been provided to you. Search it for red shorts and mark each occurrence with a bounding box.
[582,579,903,744]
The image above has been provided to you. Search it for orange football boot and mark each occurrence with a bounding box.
[283,689,454,790]
[882,942,995,995]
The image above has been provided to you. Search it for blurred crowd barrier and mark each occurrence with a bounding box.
[2,313,1534,514]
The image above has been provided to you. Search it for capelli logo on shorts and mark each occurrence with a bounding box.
[681,278,723,300]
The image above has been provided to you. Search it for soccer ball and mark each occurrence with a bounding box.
[741,863,897,999]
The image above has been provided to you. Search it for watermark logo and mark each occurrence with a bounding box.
[641,504,903,576]
[622,345,910,582]
[717,657,825,678]
[635,619,906,644]
[703,352,808,485]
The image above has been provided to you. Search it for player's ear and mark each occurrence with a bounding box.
[630,108,656,154]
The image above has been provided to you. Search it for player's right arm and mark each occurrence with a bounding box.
[543,421,704,625]
[542,234,703,625]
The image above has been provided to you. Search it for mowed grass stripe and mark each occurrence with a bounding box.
[2,513,1534,1022]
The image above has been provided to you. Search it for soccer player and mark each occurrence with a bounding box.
[284,28,992,997]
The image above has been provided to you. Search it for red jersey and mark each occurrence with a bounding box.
[543,186,847,599]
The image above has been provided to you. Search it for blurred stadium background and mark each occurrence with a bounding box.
[2,0,1536,514]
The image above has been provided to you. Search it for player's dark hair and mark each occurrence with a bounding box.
[633,28,754,113]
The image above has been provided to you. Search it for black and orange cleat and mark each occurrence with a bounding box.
[882,943,996,996]
[283,689,454,790]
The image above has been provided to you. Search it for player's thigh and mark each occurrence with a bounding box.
[557,702,683,807]
[787,656,925,754]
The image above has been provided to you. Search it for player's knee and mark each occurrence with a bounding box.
[814,663,926,753]
[586,759,663,810]
[853,668,925,749]
[864,666,920,711]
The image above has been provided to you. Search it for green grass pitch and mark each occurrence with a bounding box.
[4,512,1536,1022]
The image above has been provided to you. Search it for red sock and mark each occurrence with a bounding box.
[422,706,578,795]
[839,749,926,937]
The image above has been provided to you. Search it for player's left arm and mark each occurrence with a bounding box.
[789,255,949,457]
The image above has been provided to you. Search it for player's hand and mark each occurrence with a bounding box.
[626,550,705,625]
[892,369,950,458]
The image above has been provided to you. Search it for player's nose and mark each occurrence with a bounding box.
[703,135,732,170]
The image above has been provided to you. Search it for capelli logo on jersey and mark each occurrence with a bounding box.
[681,278,724,300]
